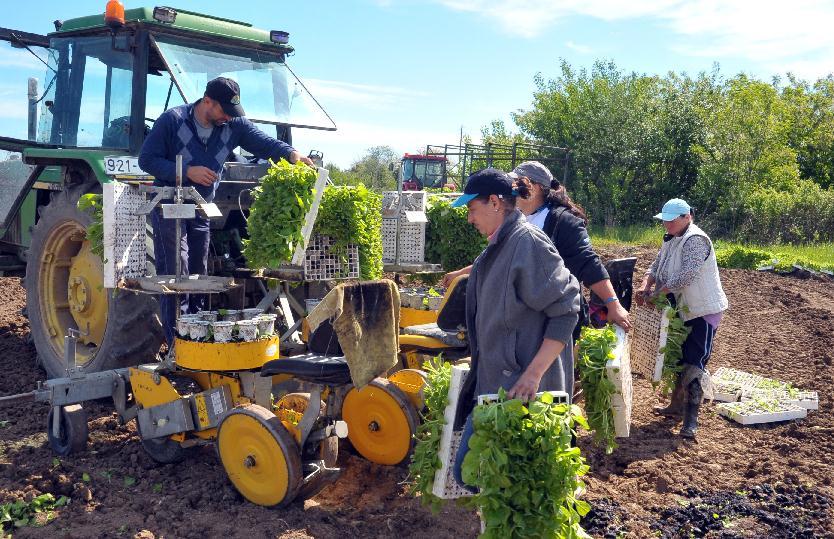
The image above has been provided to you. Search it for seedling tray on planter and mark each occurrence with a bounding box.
[716,399,807,425]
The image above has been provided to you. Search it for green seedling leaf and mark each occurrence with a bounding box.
[123,476,136,487]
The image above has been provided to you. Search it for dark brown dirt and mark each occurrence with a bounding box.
[0,243,833,538]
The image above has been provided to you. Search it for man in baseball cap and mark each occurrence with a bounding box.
[139,76,314,346]
[451,168,515,207]
[204,76,246,118]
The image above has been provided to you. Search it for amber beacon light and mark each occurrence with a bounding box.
[104,0,126,30]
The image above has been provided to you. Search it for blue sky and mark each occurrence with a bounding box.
[2,0,834,167]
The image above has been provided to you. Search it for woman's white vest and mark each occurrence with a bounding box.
[654,224,728,321]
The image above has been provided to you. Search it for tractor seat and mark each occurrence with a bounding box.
[261,353,351,385]
[401,323,467,348]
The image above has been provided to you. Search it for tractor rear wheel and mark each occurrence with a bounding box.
[25,181,164,378]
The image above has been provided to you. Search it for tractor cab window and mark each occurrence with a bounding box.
[37,35,133,149]
[422,160,444,188]
[403,158,444,188]
[152,35,335,131]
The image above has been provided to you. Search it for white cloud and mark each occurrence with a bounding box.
[565,41,591,54]
[293,119,459,168]
[0,45,48,71]
[431,0,834,78]
[304,78,430,111]
[435,0,679,37]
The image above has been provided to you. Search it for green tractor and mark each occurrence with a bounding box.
[0,5,335,377]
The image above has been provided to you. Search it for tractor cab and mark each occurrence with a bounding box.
[0,5,336,232]
[0,5,336,378]
[400,153,448,191]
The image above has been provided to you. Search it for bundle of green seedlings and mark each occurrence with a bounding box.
[243,159,318,268]
[408,358,452,512]
[77,193,104,261]
[651,295,693,394]
[313,184,383,279]
[461,390,591,539]
[576,325,618,454]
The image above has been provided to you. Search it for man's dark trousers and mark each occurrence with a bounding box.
[151,207,211,345]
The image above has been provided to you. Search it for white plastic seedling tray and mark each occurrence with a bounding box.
[629,305,671,382]
[716,399,808,425]
[741,388,819,411]
[712,367,818,410]
[432,364,473,500]
[711,384,741,403]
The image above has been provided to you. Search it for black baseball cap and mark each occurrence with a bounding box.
[205,77,245,118]
[451,168,514,207]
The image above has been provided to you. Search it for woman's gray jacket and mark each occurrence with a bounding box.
[454,210,580,427]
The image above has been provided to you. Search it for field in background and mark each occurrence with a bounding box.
[589,225,834,268]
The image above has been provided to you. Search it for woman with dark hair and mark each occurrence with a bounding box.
[448,167,580,490]
[443,161,631,334]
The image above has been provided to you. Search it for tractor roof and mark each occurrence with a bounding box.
[403,153,447,161]
[53,6,289,50]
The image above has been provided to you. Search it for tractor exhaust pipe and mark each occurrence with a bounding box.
[27,78,37,140]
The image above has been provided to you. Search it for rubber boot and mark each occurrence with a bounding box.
[654,377,684,417]
[680,378,703,439]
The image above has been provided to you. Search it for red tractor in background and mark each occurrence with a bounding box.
[400,153,455,191]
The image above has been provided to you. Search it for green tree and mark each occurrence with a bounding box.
[349,145,399,191]
[692,75,801,235]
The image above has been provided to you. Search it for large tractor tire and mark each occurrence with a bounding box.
[25,181,164,378]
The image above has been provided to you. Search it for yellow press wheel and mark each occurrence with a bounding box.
[341,378,419,466]
[25,181,163,378]
[388,369,428,411]
[274,393,338,467]
[217,404,302,507]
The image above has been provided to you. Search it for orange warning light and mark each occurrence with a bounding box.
[104,0,125,30]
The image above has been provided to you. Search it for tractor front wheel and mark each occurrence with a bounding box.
[25,182,164,378]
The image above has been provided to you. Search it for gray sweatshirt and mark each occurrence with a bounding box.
[455,210,580,426]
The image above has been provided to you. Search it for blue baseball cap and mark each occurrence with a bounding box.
[451,168,514,208]
[654,198,691,221]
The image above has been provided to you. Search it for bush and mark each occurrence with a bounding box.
[715,245,833,272]
[313,185,383,279]
[715,246,775,270]
[425,196,486,271]
[729,180,834,244]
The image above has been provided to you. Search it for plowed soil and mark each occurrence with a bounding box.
[0,244,832,538]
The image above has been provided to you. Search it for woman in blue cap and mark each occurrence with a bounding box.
[449,168,580,490]
[635,198,728,439]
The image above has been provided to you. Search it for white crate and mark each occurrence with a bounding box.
[432,364,472,500]
[629,305,670,382]
[382,191,427,264]
[716,400,808,425]
[607,326,633,438]
[382,191,427,216]
[382,220,426,263]
[302,235,359,281]
[103,182,148,288]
